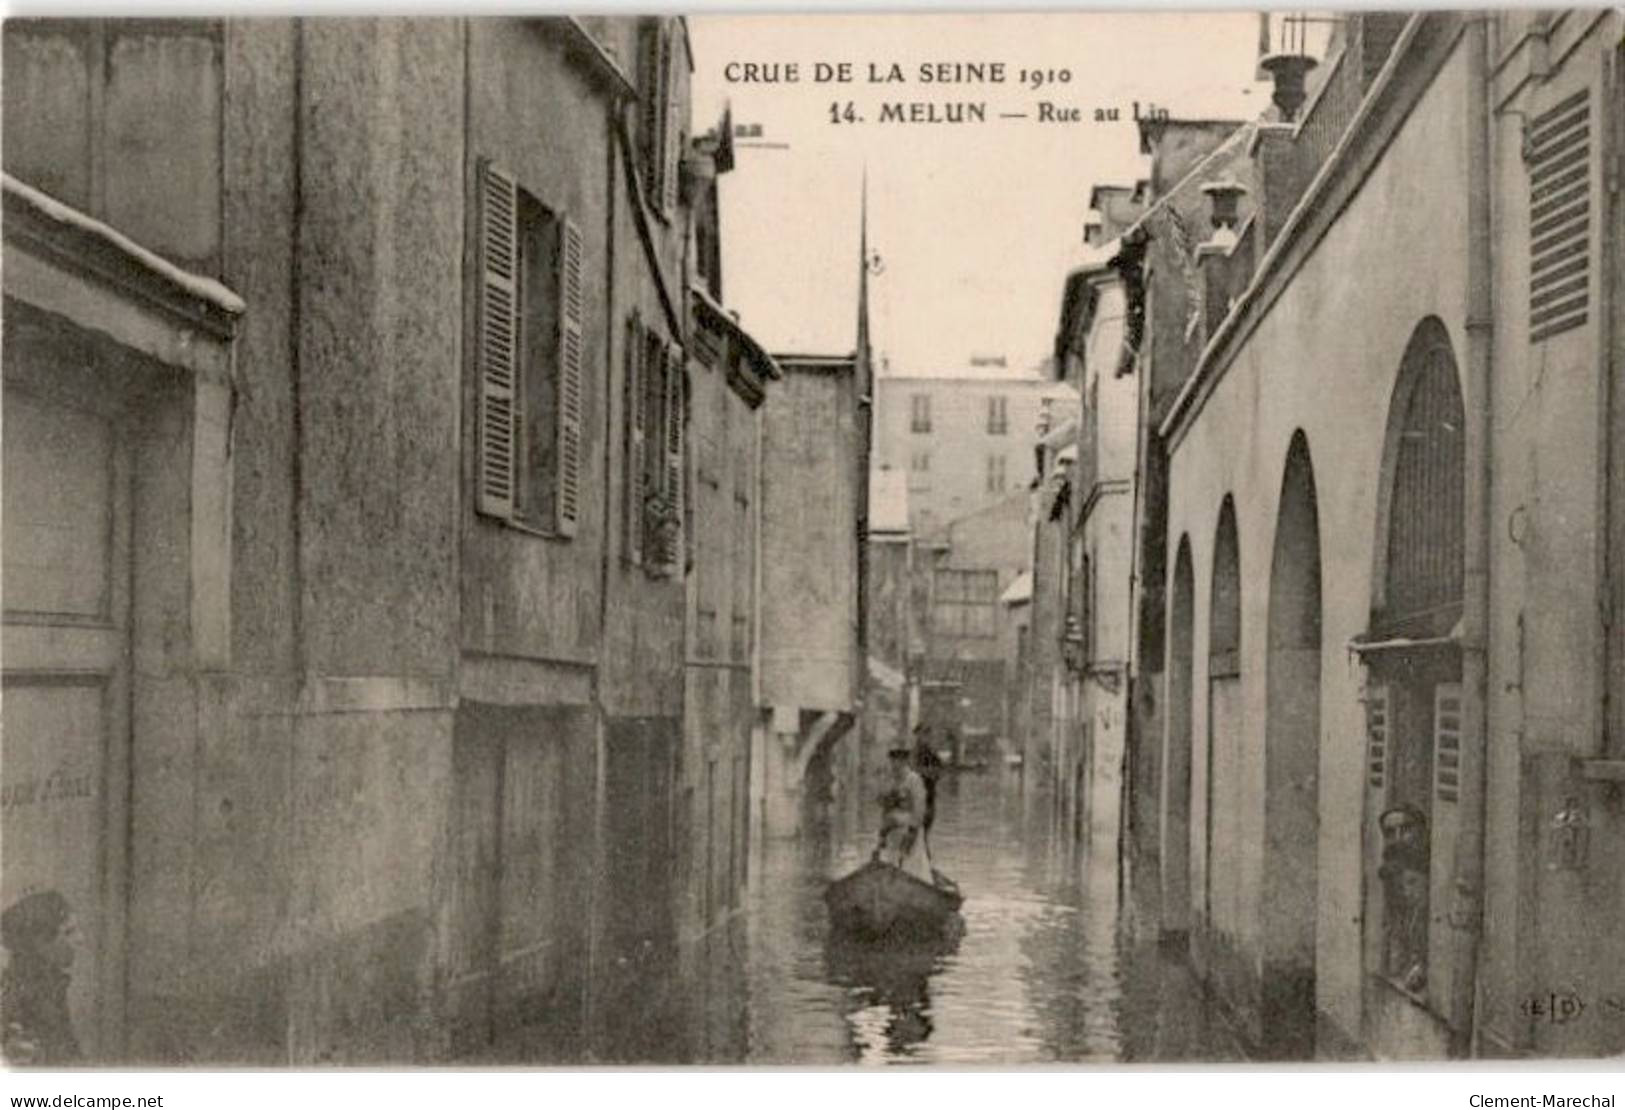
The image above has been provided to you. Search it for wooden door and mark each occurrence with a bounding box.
[2,385,132,1062]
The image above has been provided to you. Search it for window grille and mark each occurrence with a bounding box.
[1382,337,1464,633]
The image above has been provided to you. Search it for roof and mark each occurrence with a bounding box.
[1000,571,1033,606]
[1039,415,1079,449]
[1121,119,1259,245]
[1162,15,1443,450]
[1137,116,1247,156]
[772,352,856,374]
[878,361,1050,383]
[868,467,911,535]
[691,286,782,380]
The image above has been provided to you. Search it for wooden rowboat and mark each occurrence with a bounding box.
[824,859,964,940]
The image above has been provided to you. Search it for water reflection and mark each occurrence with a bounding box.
[825,923,962,1059]
[482,763,1245,1065]
[739,766,1245,1065]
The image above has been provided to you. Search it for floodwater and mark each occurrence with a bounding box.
[732,766,1247,1065]
[483,765,1249,1065]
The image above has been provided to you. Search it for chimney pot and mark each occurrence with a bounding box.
[1260,52,1318,123]
[1199,178,1249,230]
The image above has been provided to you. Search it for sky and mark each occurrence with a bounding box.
[688,13,1288,378]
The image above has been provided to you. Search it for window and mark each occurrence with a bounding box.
[475,160,584,537]
[987,395,1008,434]
[986,454,1007,493]
[932,569,998,639]
[622,312,684,573]
[910,393,932,433]
[640,18,683,219]
[910,451,931,472]
[1360,320,1468,1000]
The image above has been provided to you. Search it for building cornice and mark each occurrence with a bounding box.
[553,17,636,100]
[3,173,244,343]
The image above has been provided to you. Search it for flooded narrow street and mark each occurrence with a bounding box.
[480,763,1249,1066]
[675,765,1250,1066]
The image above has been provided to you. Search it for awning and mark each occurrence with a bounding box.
[1000,571,1032,606]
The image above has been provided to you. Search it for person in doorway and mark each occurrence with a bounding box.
[1,890,81,1066]
[910,724,944,835]
[1377,803,1430,992]
[874,748,933,883]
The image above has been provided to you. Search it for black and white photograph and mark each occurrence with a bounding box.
[1,7,1623,1081]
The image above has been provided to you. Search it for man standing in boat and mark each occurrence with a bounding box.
[911,723,944,836]
[876,748,934,882]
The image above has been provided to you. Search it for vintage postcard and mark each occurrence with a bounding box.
[1,9,1622,1074]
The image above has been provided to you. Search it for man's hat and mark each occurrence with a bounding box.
[887,747,912,760]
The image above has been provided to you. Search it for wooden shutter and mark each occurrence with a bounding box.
[555,217,584,536]
[660,25,682,215]
[1365,684,1390,790]
[640,22,664,209]
[663,344,685,572]
[624,313,645,565]
[1528,88,1591,343]
[476,161,520,520]
[1433,682,1463,803]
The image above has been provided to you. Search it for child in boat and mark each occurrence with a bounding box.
[875,748,934,883]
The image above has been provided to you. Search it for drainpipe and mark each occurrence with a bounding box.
[1450,11,1494,1059]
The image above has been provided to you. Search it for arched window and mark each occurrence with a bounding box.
[1376,321,1465,638]
[1359,319,1467,1003]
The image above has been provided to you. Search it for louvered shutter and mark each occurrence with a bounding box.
[1433,682,1462,804]
[642,329,663,565]
[1528,88,1592,342]
[555,218,584,536]
[1365,684,1390,790]
[624,314,645,565]
[663,344,685,572]
[476,162,521,520]
[640,23,664,208]
[661,25,682,215]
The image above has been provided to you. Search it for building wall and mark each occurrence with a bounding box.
[1165,37,1472,1049]
[874,373,1072,537]
[1477,11,1623,1059]
[1075,278,1136,856]
[678,337,762,960]
[3,20,225,276]
[931,492,1031,665]
[1,15,721,1066]
[1164,12,1625,1060]
[759,363,859,713]
[600,17,688,725]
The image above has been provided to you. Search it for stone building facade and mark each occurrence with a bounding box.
[873,363,1075,539]
[1152,10,1624,1060]
[755,352,869,840]
[0,16,778,1065]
